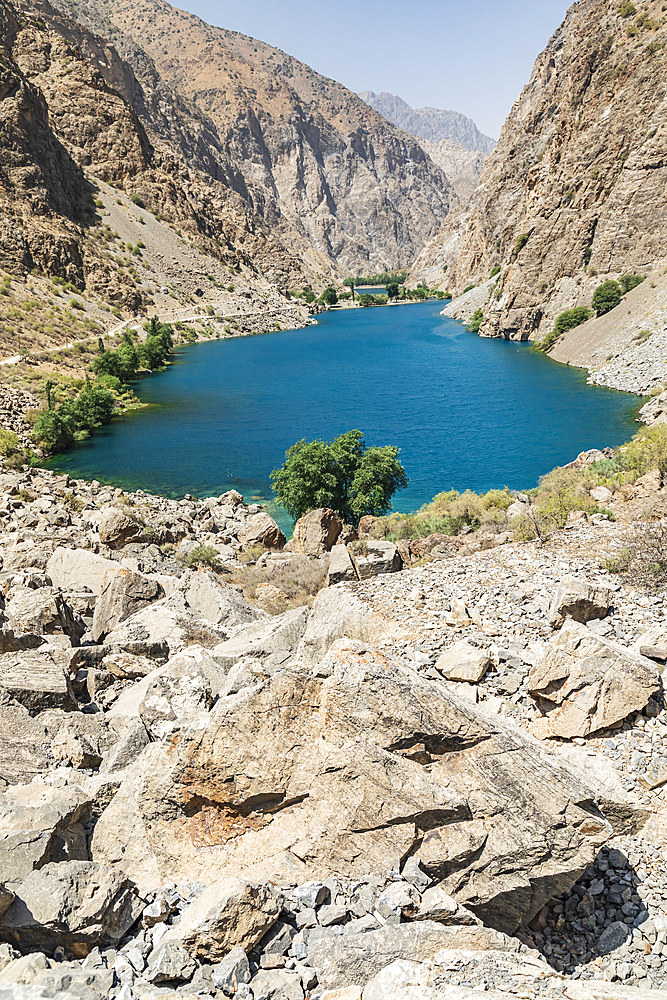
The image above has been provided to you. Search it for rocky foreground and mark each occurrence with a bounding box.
[1,464,667,999]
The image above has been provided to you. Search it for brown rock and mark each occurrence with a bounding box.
[291,509,342,555]
[98,508,141,549]
[237,513,286,550]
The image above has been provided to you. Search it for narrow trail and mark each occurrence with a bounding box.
[0,302,308,366]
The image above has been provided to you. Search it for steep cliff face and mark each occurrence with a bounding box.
[411,0,667,340]
[55,0,454,279]
[0,0,309,310]
[359,91,493,205]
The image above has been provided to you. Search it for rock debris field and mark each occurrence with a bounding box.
[2,464,667,999]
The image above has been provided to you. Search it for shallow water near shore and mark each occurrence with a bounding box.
[46,302,643,533]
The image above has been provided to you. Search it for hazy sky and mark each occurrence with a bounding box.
[175,0,573,138]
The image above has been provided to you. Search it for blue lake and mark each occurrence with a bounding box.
[46,301,643,531]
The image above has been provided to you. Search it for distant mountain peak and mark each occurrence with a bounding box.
[359,91,496,155]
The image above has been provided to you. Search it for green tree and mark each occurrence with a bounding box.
[271,429,408,525]
[553,306,592,335]
[319,287,338,306]
[592,280,622,316]
[467,308,484,333]
[385,282,400,300]
[343,277,356,300]
[32,410,73,452]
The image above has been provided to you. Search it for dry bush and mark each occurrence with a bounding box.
[229,554,328,613]
[610,520,667,590]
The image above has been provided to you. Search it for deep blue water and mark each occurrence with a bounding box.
[46,302,643,531]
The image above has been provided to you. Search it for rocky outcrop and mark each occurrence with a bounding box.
[411,0,667,341]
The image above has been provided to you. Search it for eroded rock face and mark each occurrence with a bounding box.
[91,644,615,934]
[528,621,661,738]
[409,0,667,341]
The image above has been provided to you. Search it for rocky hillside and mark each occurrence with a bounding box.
[0,455,666,997]
[359,91,494,204]
[410,0,667,341]
[47,0,454,282]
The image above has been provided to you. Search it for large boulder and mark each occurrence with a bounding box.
[46,548,119,597]
[528,621,661,738]
[237,513,286,550]
[98,508,141,549]
[5,588,84,644]
[348,540,401,580]
[210,607,309,673]
[0,705,52,787]
[327,545,358,586]
[139,654,213,739]
[291,509,342,555]
[0,861,143,957]
[308,922,527,991]
[182,568,266,628]
[161,876,282,961]
[92,569,165,642]
[90,642,616,934]
[0,785,91,889]
[0,650,76,714]
[103,592,229,658]
[548,576,614,629]
[296,587,405,665]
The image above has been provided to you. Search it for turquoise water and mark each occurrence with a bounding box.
[46,302,643,531]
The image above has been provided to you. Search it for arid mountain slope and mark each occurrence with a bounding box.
[411,0,667,340]
[359,91,496,154]
[54,0,455,279]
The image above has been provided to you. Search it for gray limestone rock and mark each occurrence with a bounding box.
[145,940,196,982]
[435,640,491,683]
[348,540,402,580]
[528,621,661,737]
[0,861,143,955]
[307,921,524,990]
[5,587,84,644]
[210,607,309,674]
[182,568,267,628]
[46,548,119,597]
[211,946,251,992]
[327,545,358,586]
[92,569,165,642]
[104,592,228,658]
[0,649,77,714]
[548,575,614,628]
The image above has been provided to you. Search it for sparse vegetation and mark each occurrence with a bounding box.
[467,308,484,333]
[513,233,530,255]
[183,545,221,570]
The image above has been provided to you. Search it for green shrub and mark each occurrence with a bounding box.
[489,266,501,278]
[130,193,145,208]
[620,273,645,294]
[592,280,622,316]
[0,429,20,458]
[462,284,476,294]
[32,410,73,452]
[513,233,530,255]
[69,299,84,311]
[553,306,592,336]
[618,1,636,15]
[467,308,484,333]
[183,545,221,570]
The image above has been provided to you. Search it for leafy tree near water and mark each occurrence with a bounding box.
[271,429,408,525]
